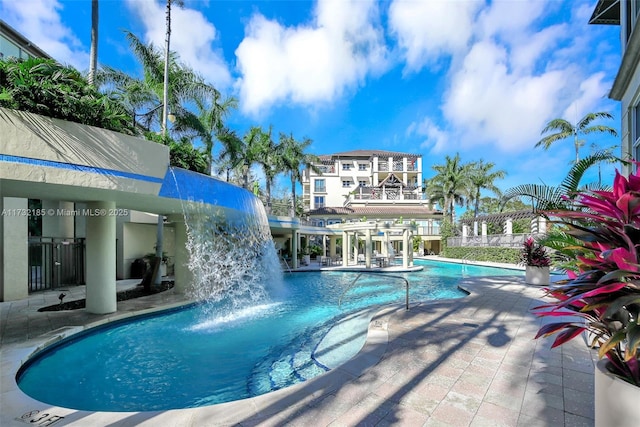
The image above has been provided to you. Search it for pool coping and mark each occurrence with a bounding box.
[1,260,521,426]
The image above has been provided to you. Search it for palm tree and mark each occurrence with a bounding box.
[238,127,270,190]
[424,153,472,223]
[97,31,216,137]
[279,133,320,217]
[216,127,244,182]
[501,149,621,212]
[468,160,506,218]
[253,126,280,214]
[191,93,237,175]
[88,0,98,86]
[535,112,618,164]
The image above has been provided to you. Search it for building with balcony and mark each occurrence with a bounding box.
[590,1,639,175]
[0,20,51,60]
[302,150,443,254]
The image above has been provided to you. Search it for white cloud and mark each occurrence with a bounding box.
[401,0,613,156]
[388,0,483,71]
[0,0,88,69]
[126,0,232,88]
[235,0,388,115]
[562,72,612,121]
[443,40,567,152]
[407,117,449,152]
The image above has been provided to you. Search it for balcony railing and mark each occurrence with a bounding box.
[346,187,422,204]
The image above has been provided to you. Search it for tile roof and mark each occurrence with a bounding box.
[317,149,420,159]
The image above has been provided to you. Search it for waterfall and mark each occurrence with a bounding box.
[167,168,282,310]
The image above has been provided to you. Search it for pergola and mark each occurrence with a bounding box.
[328,220,416,269]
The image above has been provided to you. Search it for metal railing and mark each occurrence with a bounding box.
[447,233,544,248]
[28,237,85,293]
[280,256,292,273]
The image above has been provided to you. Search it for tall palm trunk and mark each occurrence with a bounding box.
[156,0,174,285]
[290,176,297,217]
[162,0,172,137]
[265,179,272,215]
[88,0,98,85]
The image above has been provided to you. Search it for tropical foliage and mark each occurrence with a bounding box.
[535,111,618,164]
[424,153,472,223]
[279,133,320,217]
[96,31,223,139]
[442,246,520,264]
[0,58,131,132]
[468,160,506,218]
[533,169,640,386]
[520,237,551,267]
[501,149,620,212]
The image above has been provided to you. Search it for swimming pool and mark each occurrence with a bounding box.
[17,260,517,412]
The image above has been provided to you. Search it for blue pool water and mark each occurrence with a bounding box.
[17,260,517,411]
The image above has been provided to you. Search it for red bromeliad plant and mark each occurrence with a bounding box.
[533,170,640,386]
[520,237,552,267]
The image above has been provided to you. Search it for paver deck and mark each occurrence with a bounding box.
[0,262,597,426]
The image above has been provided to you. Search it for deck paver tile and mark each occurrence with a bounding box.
[564,412,594,427]
[376,403,429,427]
[429,401,476,427]
[471,401,520,427]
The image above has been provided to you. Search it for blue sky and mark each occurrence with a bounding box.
[1,0,623,200]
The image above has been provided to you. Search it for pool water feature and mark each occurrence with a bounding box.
[17,260,517,412]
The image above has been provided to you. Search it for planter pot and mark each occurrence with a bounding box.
[159,262,167,277]
[595,359,640,427]
[525,266,549,285]
[302,255,310,265]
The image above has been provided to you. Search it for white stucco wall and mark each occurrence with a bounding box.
[0,108,169,197]
[122,222,175,279]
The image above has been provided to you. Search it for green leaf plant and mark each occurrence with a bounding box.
[533,168,640,386]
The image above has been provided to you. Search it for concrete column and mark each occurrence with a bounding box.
[291,230,298,269]
[329,235,337,258]
[481,221,488,246]
[462,224,469,246]
[42,200,74,238]
[322,235,327,257]
[539,216,547,234]
[505,218,513,235]
[365,228,372,268]
[85,201,117,314]
[342,231,349,267]
[473,221,478,236]
[1,197,28,301]
[531,217,539,234]
[402,228,409,268]
[353,233,359,265]
[383,232,389,257]
[168,214,191,295]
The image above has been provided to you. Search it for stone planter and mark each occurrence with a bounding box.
[525,266,549,285]
[302,255,310,265]
[595,359,640,427]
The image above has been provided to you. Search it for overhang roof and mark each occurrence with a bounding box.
[589,0,619,25]
[459,210,537,225]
